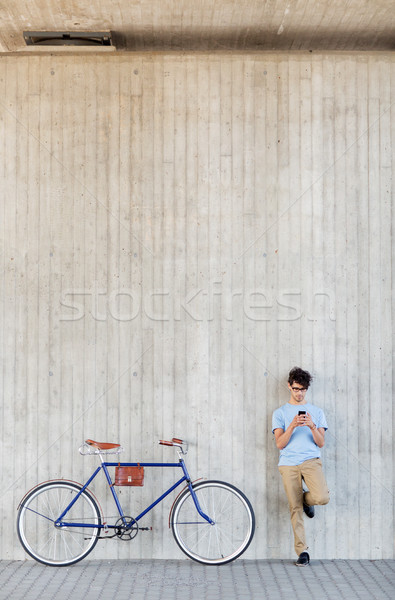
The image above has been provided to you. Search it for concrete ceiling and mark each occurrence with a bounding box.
[1,0,394,53]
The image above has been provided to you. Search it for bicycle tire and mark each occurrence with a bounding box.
[17,480,101,566]
[171,480,255,565]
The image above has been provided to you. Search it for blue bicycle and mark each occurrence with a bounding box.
[17,438,255,566]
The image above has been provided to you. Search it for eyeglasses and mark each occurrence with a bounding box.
[291,387,307,392]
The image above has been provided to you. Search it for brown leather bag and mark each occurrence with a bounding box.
[114,464,144,486]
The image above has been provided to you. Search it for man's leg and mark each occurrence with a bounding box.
[278,465,307,556]
[301,458,330,507]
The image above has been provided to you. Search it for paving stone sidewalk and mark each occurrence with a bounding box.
[0,559,394,600]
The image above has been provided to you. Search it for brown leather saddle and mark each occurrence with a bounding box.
[85,439,121,451]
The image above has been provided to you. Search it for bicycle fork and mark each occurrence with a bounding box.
[180,461,215,526]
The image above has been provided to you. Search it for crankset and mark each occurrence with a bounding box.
[115,516,139,540]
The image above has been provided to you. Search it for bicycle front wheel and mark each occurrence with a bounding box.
[17,481,101,566]
[171,480,255,565]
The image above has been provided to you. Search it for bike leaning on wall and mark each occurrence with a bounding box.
[17,438,255,566]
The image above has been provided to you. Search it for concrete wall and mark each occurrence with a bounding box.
[0,52,394,560]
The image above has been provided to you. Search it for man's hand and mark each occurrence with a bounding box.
[296,413,308,427]
[303,413,315,429]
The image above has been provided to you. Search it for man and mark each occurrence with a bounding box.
[272,367,329,566]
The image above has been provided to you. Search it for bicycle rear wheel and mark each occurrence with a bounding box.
[171,480,255,565]
[17,481,101,566]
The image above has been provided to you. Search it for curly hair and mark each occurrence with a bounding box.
[288,367,313,389]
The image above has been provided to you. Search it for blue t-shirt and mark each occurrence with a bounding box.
[272,402,328,466]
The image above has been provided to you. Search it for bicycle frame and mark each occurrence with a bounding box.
[55,458,214,531]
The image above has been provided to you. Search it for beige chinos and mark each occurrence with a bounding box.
[278,458,329,556]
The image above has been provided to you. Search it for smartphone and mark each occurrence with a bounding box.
[298,410,306,415]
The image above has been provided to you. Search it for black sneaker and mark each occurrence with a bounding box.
[303,502,315,518]
[295,552,310,567]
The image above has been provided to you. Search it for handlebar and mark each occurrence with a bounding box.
[159,438,188,455]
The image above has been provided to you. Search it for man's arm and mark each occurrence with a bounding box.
[305,412,325,448]
[273,414,300,449]
[310,426,325,448]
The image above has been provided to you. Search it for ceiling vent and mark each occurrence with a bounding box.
[23,31,113,47]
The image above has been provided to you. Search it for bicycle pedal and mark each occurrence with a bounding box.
[139,527,152,531]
